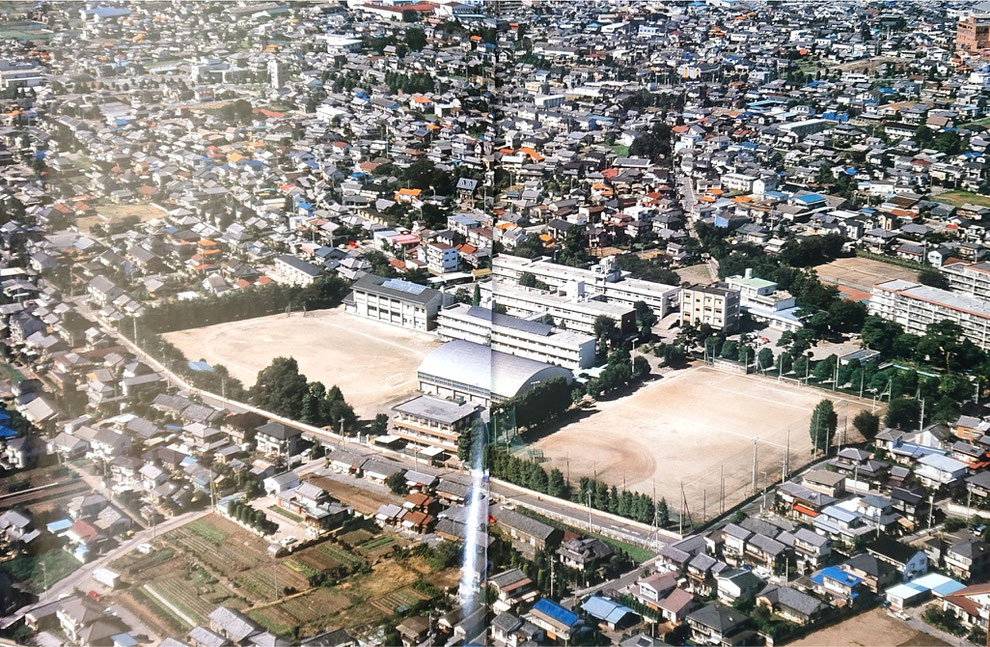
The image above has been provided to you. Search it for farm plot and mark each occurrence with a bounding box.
[147,575,216,625]
[163,515,308,599]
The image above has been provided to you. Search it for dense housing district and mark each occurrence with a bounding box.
[10,1,990,646]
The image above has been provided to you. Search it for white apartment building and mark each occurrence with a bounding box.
[492,254,679,317]
[437,303,597,370]
[721,172,757,193]
[346,274,445,331]
[941,261,990,300]
[726,270,803,332]
[419,242,459,275]
[870,279,990,348]
[479,280,636,336]
[272,255,324,287]
[679,284,741,332]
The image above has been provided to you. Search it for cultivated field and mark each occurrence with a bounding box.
[934,189,990,208]
[530,366,872,523]
[817,256,919,292]
[164,307,441,418]
[110,513,442,641]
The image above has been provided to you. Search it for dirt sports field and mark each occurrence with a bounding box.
[530,365,873,522]
[817,256,919,292]
[164,307,440,418]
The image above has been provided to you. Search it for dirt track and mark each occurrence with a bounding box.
[530,365,871,520]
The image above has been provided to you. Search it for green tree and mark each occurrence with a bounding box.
[885,397,921,430]
[472,283,481,306]
[757,347,774,371]
[405,28,427,51]
[386,471,407,495]
[918,268,949,290]
[634,300,657,337]
[852,410,880,439]
[250,357,309,419]
[809,399,837,454]
[547,468,567,498]
[370,413,389,436]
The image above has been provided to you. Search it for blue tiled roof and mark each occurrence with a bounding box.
[533,598,579,627]
[814,566,862,588]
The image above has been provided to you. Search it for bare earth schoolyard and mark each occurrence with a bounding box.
[791,608,948,647]
[164,307,440,419]
[817,256,919,293]
[530,366,872,522]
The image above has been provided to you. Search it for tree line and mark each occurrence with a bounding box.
[484,447,669,527]
[138,274,349,334]
[226,499,278,536]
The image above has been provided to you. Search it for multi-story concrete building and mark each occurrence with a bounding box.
[271,255,324,287]
[492,254,679,317]
[958,14,990,51]
[870,279,990,348]
[268,59,288,89]
[345,274,445,331]
[726,270,802,332]
[419,241,459,275]
[479,280,636,337]
[437,303,597,370]
[941,261,990,300]
[389,394,482,453]
[679,284,741,332]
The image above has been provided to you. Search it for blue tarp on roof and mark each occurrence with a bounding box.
[0,410,10,422]
[533,598,579,627]
[187,360,214,373]
[47,519,72,534]
[0,426,18,439]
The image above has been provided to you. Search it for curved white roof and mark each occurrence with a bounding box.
[417,340,573,400]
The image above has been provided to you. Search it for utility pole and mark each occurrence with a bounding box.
[587,491,593,533]
[784,428,790,480]
[751,437,758,496]
[720,464,725,515]
[761,470,769,514]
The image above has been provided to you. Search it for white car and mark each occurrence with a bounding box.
[281,536,298,546]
